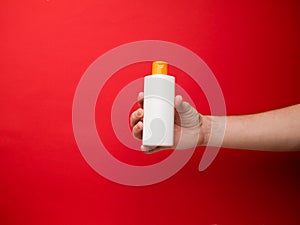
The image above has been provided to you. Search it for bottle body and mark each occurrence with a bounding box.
[142,74,175,146]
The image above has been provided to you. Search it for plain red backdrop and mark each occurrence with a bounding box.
[1,1,300,224]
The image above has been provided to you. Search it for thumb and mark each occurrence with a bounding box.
[174,95,200,128]
[175,95,191,113]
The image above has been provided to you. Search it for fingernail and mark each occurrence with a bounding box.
[137,122,142,130]
[138,92,143,100]
[137,109,143,117]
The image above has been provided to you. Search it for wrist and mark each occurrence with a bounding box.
[198,115,212,146]
[198,115,226,147]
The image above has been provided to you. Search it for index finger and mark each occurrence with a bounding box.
[138,92,144,108]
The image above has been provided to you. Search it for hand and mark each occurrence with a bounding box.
[130,92,209,153]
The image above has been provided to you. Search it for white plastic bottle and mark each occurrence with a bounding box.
[142,61,175,146]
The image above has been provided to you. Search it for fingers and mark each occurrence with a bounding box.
[132,121,143,140]
[141,145,170,154]
[138,92,144,108]
[130,108,143,140]
[130,108,144,127]
[141,145,157,152]
[130,92,145,140]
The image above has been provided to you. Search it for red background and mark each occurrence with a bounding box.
[1,1,300,224]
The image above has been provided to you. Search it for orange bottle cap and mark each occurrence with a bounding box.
[152,61,168,75]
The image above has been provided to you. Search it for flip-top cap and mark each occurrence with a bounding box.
[152,61,168,75]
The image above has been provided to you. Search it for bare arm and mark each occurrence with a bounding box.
[203,104,300,151]
[130,93,300,152]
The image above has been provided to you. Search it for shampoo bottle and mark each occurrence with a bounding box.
[142,61,175,146]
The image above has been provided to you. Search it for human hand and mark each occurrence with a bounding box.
[130,92,209,153]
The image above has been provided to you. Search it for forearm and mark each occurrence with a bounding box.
[202,104,300,151]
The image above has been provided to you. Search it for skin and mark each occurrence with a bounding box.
[130,92,300,153]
